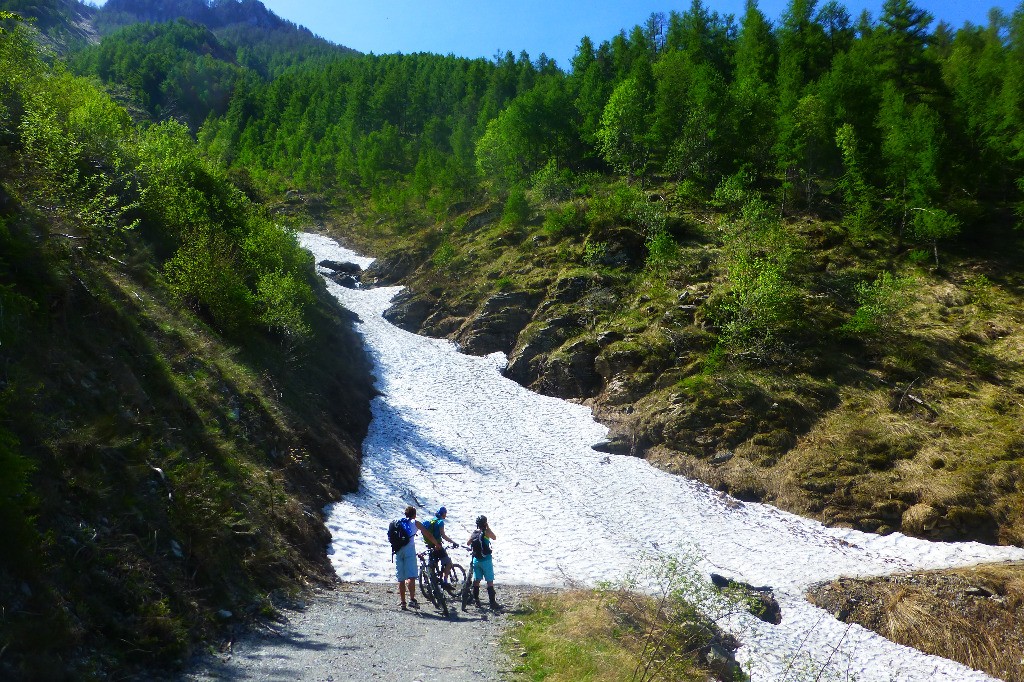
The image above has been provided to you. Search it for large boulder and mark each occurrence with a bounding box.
[364,249,422,286]
[317,259,362,275]
[536,337,602,398]
[382,291,438,332]
[455,290,544,355]
[505,316,580,385]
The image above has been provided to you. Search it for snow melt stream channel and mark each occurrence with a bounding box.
[301,232,1024,682]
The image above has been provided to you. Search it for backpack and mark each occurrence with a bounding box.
[424,517,443,543]
[470,529,491,560]
[388,518,411,557]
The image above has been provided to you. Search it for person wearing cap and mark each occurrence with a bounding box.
[424,506,457,589]
[467,514,499,608]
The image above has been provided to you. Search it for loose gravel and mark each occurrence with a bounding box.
[183,582,539,682]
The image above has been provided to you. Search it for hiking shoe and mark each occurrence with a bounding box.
[401,602,407,610]
[409,599,420,609]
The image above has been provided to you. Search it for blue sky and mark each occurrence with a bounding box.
[90,0,1021,68]
[250,0,1019,68]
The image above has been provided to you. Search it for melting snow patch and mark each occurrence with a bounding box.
[300,233,1024,682]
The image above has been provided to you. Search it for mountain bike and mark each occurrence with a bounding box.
[457,544,476,611]
[416,544,466,617]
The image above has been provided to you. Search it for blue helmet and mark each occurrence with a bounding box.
[437,506,447,517]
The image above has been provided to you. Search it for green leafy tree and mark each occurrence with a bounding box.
[876,0,939,99]
[730,0,778,177]
[596,76,653,181]
[655,53,730,186]
[878,84,943,233]
[835,123,874,237]
[911,207,960,266]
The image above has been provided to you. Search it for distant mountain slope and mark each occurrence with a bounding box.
[67,0,360,130]
[96,0,357,67]
[0,0,97,48]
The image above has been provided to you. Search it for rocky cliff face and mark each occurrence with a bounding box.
[348,197,1024,548]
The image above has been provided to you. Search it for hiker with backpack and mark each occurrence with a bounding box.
[389,506,440,610]
[423,506,458,590]
[467,514,499,609]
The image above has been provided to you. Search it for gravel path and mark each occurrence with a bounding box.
[184,582,537,682]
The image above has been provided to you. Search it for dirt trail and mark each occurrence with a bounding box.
[183,582,536,682]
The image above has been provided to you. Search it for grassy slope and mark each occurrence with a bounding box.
[0,207,373,679]
[507,590,735,682]
[323,179,1024,548]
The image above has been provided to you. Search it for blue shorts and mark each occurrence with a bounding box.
[395,542,417,582]
[472,555,494,582]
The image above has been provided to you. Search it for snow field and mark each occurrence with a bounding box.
[300,233,1024,682]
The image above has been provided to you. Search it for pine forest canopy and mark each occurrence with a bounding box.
[162,0,1024,257]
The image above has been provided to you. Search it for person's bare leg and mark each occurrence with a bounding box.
[398,581,407,608]
[408,578,417,603]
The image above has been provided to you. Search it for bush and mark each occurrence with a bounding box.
[137,121,316,338]
[432,241,457,270]
[645,229,677,271]
[502,185,530,226]
[711,169,755,216]
[840,271,912,339]
[710,198,802,353]
[582,240,607,265]
[587,182,643,227]
[542,203,582,239]
[531,158,575,200]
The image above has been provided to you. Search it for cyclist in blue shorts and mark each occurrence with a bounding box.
[395,506,439,610]
[468,515,499,609]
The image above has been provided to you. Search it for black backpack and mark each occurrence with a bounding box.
[388,518,411,557]
[470,529,491,560]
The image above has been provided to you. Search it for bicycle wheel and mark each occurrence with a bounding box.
[427,566,448,616]
[459,563,474,611]
[418,563,434,605]
[448,563,466,593]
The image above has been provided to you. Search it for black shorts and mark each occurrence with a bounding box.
[429,547,451,569]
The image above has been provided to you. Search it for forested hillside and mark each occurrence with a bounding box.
[186,0,1024,547]
[0,11,372,679]
[3,0,1024,677]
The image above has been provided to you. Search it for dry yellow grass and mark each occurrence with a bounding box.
[808,563,1024,682]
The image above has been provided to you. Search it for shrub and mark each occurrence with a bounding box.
[502,185,530,226]
[645,229,677,271]
[711,168,755,216]
[710,198,802,353]
[531,158,575,200]
[582,240,607,265]
[542,203,581,239]
[432,241,457,269]
[841,271,912,339]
